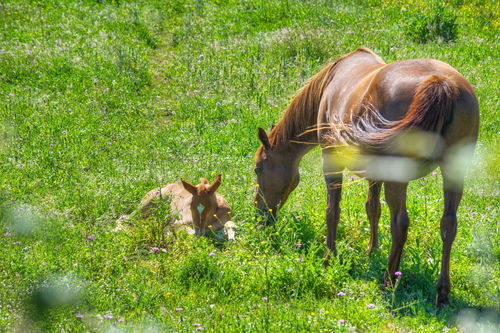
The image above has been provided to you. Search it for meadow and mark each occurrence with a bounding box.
[0,0,498,331]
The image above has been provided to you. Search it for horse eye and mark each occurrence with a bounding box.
[254,167,263,176]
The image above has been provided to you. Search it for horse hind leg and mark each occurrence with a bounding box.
[366,181,382,255]
[383,182,409,286]
[436,169,463,306]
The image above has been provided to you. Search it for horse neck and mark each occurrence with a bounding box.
[267,61,337,163]
[267,94,321,165]
[269,132,317,168]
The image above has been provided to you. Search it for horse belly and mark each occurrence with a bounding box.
[349,154,438,182]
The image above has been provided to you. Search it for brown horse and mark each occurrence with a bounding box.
[254,48,479,305]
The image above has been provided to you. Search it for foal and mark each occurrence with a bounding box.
[120,175,235,240]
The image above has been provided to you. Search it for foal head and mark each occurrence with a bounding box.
[254,128,300,224]
[181,175,222,235]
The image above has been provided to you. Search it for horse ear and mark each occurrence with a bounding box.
[207,174,221,193]
[258,127,271,150]
[181,179,198,195]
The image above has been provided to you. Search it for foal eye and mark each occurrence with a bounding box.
[254,167,263,176]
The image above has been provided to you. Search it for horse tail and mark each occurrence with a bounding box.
[361,74,459,147]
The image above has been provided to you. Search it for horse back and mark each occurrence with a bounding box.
[319,49,386,127]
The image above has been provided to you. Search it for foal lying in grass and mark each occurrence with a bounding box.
[118,174,236,240]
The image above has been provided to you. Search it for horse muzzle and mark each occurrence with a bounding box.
[255,207,277,225]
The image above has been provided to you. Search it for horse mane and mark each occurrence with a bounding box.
[268,47,377,149]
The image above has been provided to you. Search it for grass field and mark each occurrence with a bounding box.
[0,0,498,331]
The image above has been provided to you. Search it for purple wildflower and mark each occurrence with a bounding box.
[150,247,159,252]
[338,319,345,324]
[348,176,355,181]
[103,314,113,319]
[193,323,202,327]
[118,317,125,323]
[432,171,438,178]
[87,235,94,241]
[297,257,303,262]
[175,307,183,311]
[294,243,302,247]
[236,177,241,182]
[261,297,268,302]
[209,252,215,257]
[17,163,24,168]
[336,291,345,296]
[394,271,402,276]
[61,130,67,135]
[8,93,14,97]
[75,313,84,319]
[103,88,109,93]
[216,102,222,106]
[471,212,478,216]
[14,241,22,245]
[367,303,375,309]
[4,232,11,237]
[105,142,111,145]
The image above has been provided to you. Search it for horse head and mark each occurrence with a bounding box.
[254,128,300,224]
[181,174,222,235]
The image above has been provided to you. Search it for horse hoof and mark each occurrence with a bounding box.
[435,294,449,307]
[383,272,395,288]
[368,246,379,257]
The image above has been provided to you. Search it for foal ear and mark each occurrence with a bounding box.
[181,179,198,196]
[207,174,222,193]
[258,127,271,150]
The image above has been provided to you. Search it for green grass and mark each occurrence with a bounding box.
[0,0,498,331]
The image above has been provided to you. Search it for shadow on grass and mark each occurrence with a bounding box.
[351,248,499,330]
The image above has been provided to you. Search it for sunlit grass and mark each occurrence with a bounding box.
[0,0,498,331]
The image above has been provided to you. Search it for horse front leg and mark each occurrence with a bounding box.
[436,175,463,306]
[383,182,409,287]
[366,181,382,256]
[324,174,342,263]
[322,147,343,265]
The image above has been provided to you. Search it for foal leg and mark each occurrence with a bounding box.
[436,176,463,306]
[383,182,409,286]
[366,181,382,255]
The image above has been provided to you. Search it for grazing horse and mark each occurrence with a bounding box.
[253,48,479,305]
[119,175,236,240]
